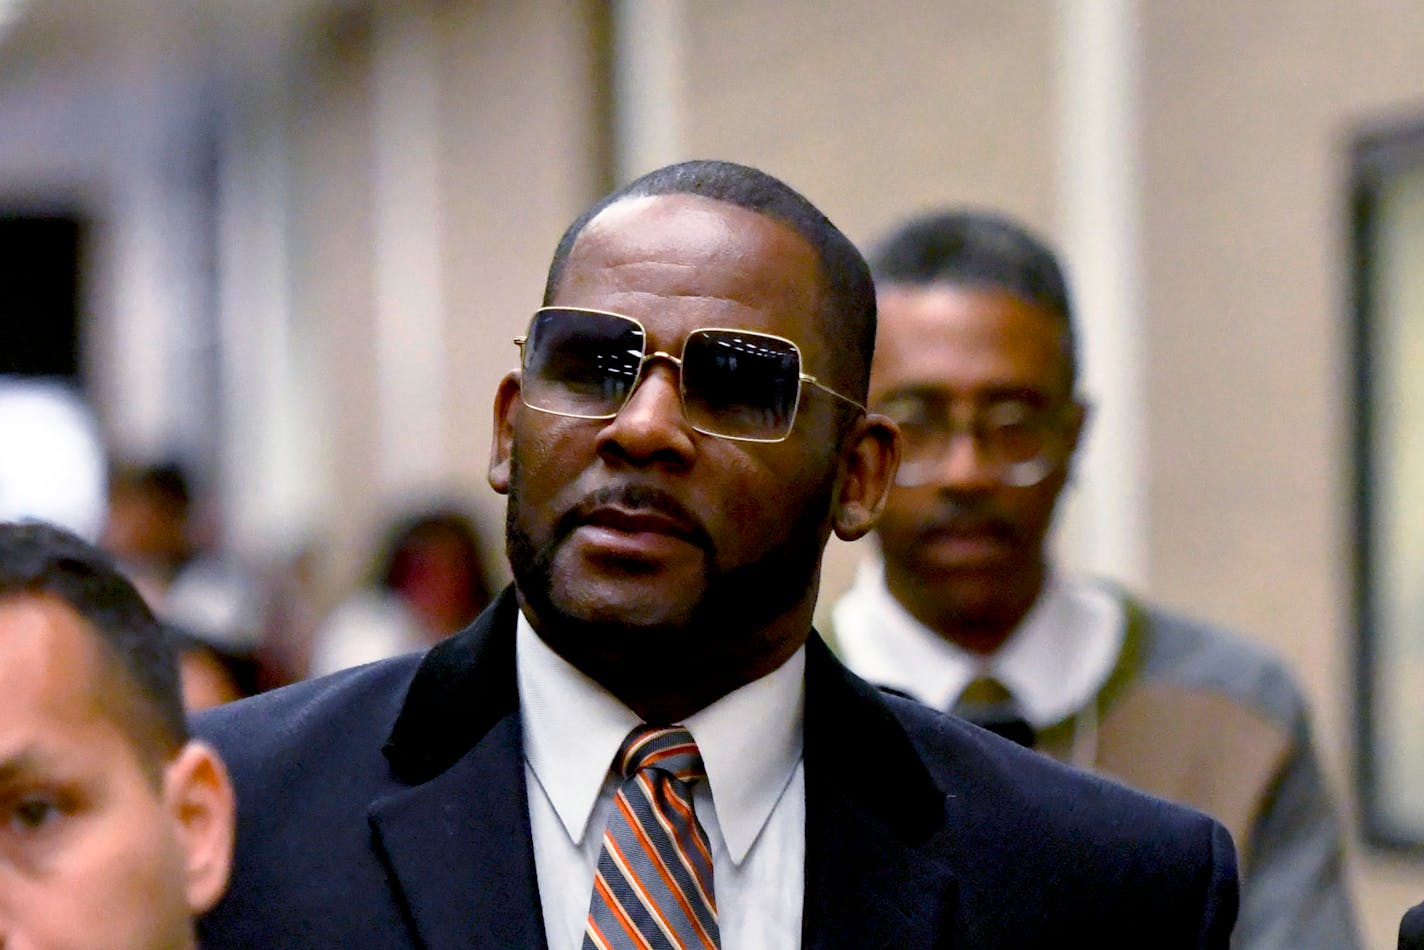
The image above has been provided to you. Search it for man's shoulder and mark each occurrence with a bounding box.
[1127,593,1308,728]
[875,689,1238,945]
[887,688,1224,834]
[194,653,425,770]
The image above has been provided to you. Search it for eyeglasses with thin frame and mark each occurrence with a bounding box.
[514,306,865,443]
[875,391,1072,487]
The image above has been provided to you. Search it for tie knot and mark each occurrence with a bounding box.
[617,725,706,783]
[956,675,1015,707]
[952,675,1037,749]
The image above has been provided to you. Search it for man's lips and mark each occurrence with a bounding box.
[580,506,700,541]
[554,485,714,563]
[914,520,1015,565]
[572,511,703,562]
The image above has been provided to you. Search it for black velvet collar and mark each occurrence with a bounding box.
[382,586,522,784]
[382,583,946,842]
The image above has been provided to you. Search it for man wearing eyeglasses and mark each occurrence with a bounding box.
[828,210,1359,950]
[196,163,1238,947]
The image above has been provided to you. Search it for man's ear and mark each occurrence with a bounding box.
[163,741,236,916]
[831,412,900,542]
[488,371,522,496]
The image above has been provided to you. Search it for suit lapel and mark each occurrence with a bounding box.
[801,635,961,949]
[371,588,548,950]
[370,712,546,950]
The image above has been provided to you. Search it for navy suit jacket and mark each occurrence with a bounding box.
[197,588,1238,948]
[1401,900,1424,950]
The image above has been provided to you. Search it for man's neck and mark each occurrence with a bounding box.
[526,607,812,724]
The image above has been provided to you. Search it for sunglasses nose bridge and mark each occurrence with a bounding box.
[612,350,689,421]
[596,350,701,464]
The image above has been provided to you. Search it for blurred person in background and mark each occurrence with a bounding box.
[171,632,248,711]
[0,520,235,949]
[102,460,196,604]
[826,209,1358,950]
[307,504,493,676]
[101,459,263,707]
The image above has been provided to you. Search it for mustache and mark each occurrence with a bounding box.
[552,483,716,555]
[914,497,1018,542]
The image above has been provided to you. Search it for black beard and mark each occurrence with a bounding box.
[504,452,837,683]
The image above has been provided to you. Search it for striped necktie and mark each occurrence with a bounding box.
[583,725,720,950]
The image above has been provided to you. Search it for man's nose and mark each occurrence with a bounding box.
[926,429,998,491]
[595,362,697,468]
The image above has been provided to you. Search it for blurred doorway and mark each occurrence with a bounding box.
[0,214,84,379]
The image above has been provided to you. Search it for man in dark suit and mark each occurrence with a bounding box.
[197,160,1238,948]
[1402,899,1424,949]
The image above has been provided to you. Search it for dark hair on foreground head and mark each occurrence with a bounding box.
[868,209,1080,393]
[0,520,188,762]
[543,159,878,401]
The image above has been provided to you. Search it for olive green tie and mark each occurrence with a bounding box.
[952,675,1036,748]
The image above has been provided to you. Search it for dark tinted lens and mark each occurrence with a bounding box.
[521,309,645,417]
[681,330,801,439]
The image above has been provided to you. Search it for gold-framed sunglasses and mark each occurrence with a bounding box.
[514,306,865,443]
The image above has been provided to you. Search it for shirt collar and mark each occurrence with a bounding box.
[516,610,805,864]
[831,556,1122,728]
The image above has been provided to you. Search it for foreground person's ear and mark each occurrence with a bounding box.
[164,741,237,915]
[489,371,522,496]
[832,412,900,541]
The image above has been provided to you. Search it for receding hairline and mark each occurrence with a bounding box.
[551,192,823,289]
[551,192,857,396]
[874,280,1079,398]
[3,591,184,785]
[541,160,877,402]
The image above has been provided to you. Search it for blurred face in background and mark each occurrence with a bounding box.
[390,529,486,638]
[869,285,1084,651]
[0,593,234,950]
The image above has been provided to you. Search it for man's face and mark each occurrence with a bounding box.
[0,594,233,950]
[870,285,1084,644]
[490,194,869,688]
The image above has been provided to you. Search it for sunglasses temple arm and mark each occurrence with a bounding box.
[803,375,867,413]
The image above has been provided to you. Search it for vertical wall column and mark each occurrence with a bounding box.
[215,42,323,559]
[372,3,446,494]
[610,0,687,182]
[1054,0,1146,586]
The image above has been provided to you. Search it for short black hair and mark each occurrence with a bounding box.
[0,520,188,761]
[868,209,1079,392]
[543,159,877,400]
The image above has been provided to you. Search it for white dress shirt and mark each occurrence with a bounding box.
[832,557,1123,729]
[517,612,805,950]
